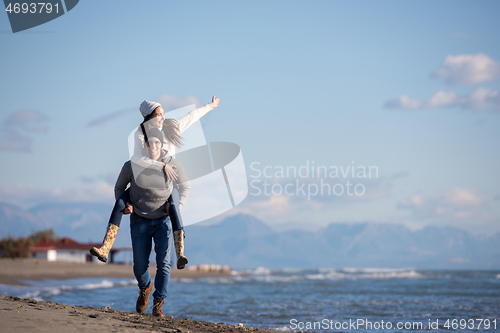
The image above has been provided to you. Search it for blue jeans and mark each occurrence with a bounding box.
[130,213,172,300]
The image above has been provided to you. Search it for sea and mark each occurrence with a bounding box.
[1,268,499,332]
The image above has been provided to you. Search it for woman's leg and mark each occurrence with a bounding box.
[169,187,188,269]
[108,189,131,227]
[168,191,183,231]
[90,189,131,262]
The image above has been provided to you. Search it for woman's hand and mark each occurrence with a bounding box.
[211,96,220,108]
[163,163,178,180]
[123,203,133,215]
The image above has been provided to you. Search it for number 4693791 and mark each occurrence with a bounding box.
[5,3,59,14]
[444,319,497,330]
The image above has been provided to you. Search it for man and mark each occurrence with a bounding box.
[114,127,190,317]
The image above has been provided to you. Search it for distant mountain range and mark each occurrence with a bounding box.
[1,202,499,269]
[186,214,500,270]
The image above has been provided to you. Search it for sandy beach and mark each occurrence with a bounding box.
[0,259,270,333]
[0,295,267,333]
[0,259,231,286]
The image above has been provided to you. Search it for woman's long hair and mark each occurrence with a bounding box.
[139,107,183,148]
[162,118,183,148]
[140,106,162,144]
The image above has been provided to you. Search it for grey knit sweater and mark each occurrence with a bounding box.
[114,152,190,220]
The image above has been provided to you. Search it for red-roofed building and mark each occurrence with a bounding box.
[31,237,103,263]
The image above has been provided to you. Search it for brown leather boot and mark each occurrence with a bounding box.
[152,298,166,317]
[136,282,154,313]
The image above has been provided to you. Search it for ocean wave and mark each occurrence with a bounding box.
[19,286,63,300]
[305,267,417,279]
[173,278,195,283]
[273,325,294,332]
[341,267,415,273]
[316,268,423,280]
[213,268,424,284]
[245,275,302,283]
[234,267,273,275]
[205,277,236,284]
[77,280,116,290]
[65,279,135,291]
[4,278,136,301]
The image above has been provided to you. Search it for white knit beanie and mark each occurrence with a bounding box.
[140,100,162,117]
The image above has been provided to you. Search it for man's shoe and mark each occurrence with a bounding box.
[152,298,166,317]
[136,282,154,313]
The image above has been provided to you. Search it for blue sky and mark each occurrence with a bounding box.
[0,1,499,234]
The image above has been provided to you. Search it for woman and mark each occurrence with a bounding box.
[90,96,220,268]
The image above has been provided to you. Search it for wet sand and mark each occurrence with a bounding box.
[0,295,269,333]
[0,259,232,286]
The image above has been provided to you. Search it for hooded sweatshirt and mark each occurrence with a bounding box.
[114,152,190,220]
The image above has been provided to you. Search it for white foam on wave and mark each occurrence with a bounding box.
[280,268,303,274]
[310,268,423,280]
[496,274,500,279]
[177,267,425,285]
[19,286,62,300]
[251,275,301,283]
[78,280,115,290]
[59,279,135,292]
[273,325,294,332]
[231,268,424,283]
[205,277,236,284]
[5,278,136,301]
[19,291,43,301]
[342,267,413,273]
[173,278,195,283]
[232,267,274,276]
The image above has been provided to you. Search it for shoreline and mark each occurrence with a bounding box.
[0,258,232,286]
[0,295,270,333]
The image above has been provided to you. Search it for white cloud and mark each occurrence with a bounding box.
[384,95,423,110]
[80,171,118,185]
[432,53,500,85]
[0,182,115,206]
[0,109,49,152]
[466,87,500,110]
[397,188,495,227]
[4,110,49,132]
[240,170,408,220]
[0,128,33,152]
[426,91,458,108]
[385,88,500,112]
[232,195,297,220]
[49,182,115,203]
[223,171,408,228]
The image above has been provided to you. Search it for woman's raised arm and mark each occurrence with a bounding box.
[176,96,220,134]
